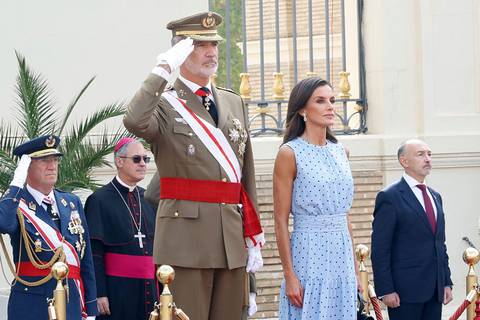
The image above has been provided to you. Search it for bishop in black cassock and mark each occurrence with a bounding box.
[85,176,158,320]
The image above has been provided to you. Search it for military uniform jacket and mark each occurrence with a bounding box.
[124,73,258,270]
[0,186,97,319]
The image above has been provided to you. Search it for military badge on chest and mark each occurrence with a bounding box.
[228,118,248,156]
[67,202,86,259]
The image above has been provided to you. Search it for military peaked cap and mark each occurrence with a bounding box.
[167,11,223,41]
[13,135,63,158]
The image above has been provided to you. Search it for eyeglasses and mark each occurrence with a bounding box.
[119,155,151,164]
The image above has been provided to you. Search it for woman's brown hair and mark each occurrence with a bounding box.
[283,77,337,144]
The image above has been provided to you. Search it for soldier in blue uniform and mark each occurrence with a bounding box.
[0,135,98,320]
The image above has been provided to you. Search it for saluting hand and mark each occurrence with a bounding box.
[10,154,31,188]
[155,37,194,73]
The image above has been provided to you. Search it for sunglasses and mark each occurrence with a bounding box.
[119,155,151,164]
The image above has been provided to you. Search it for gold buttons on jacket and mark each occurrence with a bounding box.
[155,92,159,97]
[188,132,193,137]
[221,178,227,182]
[174,211,179,217]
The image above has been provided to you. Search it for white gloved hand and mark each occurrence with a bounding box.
[248,292,258,317]
[246,245,263,273]
[10,154,31,188]
[86,316,96,320]
[155,37,194,72]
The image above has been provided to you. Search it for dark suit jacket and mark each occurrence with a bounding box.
[371,178,453,303]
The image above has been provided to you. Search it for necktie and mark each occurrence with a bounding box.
[195,87,218,125]
[43,196,60,228]
[416,184,436,233]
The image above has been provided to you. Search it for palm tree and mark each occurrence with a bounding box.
[0,51,129,194]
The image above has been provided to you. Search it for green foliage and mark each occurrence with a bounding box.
[0,52,129,195]
[212,0,244,92]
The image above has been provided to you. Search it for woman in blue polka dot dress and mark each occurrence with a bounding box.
[274,77,358,319]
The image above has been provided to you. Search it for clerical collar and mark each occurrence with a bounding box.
[26,184,55,206]
[115,175,136,192]
[178,74,213,97]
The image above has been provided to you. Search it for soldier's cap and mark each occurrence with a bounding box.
[167,11,223,42]
[13,135,63,158]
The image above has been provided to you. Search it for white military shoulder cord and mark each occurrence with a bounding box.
[110,182,145,248]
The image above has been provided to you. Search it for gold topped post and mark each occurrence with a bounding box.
[338,71,351,99]
[355,244,370,312]
[49,262,69,320]
[158,265,175,320]
[239,73,251,100]
[272,72,285,100]
[464,247,480,320]
[150,265,190,320]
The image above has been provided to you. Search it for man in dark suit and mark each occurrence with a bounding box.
[371,139,453,320]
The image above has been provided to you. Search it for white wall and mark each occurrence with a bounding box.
[0,0,206,130]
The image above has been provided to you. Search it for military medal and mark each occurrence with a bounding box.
[61,198,68,207]
[69,202,76,210]
[34,238,42,252]
[229,118,248,155]
[229,128,240,143]
[187,144,196,156]
[203,97,211,111]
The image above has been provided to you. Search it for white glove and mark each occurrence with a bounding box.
[10,154,31,188]
[246,245,263,273]
[248,292,257,316]
[155,38,194,72]
[86,317,95,320]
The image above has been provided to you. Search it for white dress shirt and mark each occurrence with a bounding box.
[402,173,437,218]
[26,184,60,215]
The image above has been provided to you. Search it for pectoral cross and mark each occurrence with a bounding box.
[134,230,145,248]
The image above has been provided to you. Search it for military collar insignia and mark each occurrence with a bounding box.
[28,201,36,211]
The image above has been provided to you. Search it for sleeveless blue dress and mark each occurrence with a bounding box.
[279,137,356,319]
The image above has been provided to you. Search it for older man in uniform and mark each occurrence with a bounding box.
[0,135,97,320]
[124,11,263,320]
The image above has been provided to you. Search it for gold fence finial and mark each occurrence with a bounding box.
[338,71,351,99]
[272,72,285,100]
[239,73,251,100]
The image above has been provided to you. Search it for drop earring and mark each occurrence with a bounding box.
[303,113,307,122]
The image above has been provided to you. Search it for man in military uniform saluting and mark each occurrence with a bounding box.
[0,135,97,320]
[124,11,264,319]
